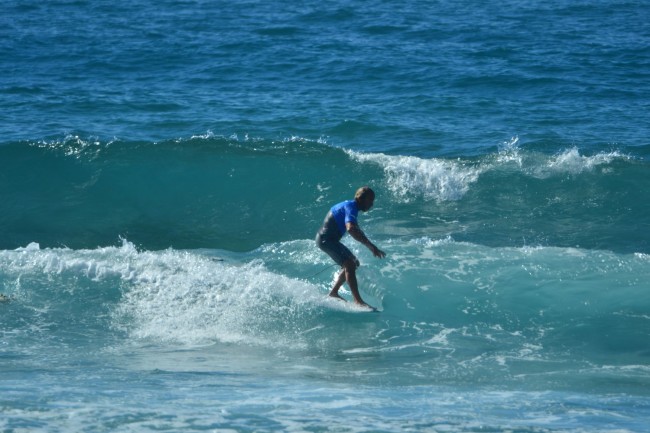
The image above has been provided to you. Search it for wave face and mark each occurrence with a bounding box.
[4,135,648,393]
[2,135,649,254]
[2,238,649,391]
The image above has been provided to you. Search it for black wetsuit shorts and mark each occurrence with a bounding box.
[315,211,355,267]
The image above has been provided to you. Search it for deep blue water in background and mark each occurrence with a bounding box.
[2,1,650,432]
[3,0,649,152]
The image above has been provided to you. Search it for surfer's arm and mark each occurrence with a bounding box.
[346,222,386,258]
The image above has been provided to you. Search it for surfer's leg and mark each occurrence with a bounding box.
[340,258,366,305]
[344,264,361,304]
[319,239,357,301]
[329,268,346,300]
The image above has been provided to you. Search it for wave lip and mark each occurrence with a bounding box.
[535,147,629,177]
[348,149,483,202]
[347,142,632,204]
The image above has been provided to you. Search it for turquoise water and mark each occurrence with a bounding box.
[2,1,650,432]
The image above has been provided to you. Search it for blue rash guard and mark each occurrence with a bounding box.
[329,200,359,237]
[315,200,359,266]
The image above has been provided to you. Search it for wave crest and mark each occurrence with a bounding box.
[348,150,483,202]
[348,144,631,203]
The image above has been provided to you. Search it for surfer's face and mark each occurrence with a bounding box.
[359,194,375,212]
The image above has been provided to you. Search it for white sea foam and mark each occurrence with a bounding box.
[544,147,626,175]
[3,238,649,379]
[496,136,524,167]
[0,240,332,348]
[347,150,483,202]
[347,145,629,204]
[507,147,631,180]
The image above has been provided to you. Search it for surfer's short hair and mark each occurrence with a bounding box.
[355,186,375,201]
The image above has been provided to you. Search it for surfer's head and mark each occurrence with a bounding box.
[355,186,375,212]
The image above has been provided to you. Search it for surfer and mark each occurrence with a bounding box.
[315,186,386,310]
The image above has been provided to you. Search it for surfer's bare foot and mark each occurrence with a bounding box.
[329,291,346,301]
[355,301,376,311]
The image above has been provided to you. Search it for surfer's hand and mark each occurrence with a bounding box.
[371,245,386,259]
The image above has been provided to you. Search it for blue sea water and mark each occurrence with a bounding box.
[2,0,650,432]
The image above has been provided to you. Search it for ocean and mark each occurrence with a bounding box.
[2,0,650,431]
